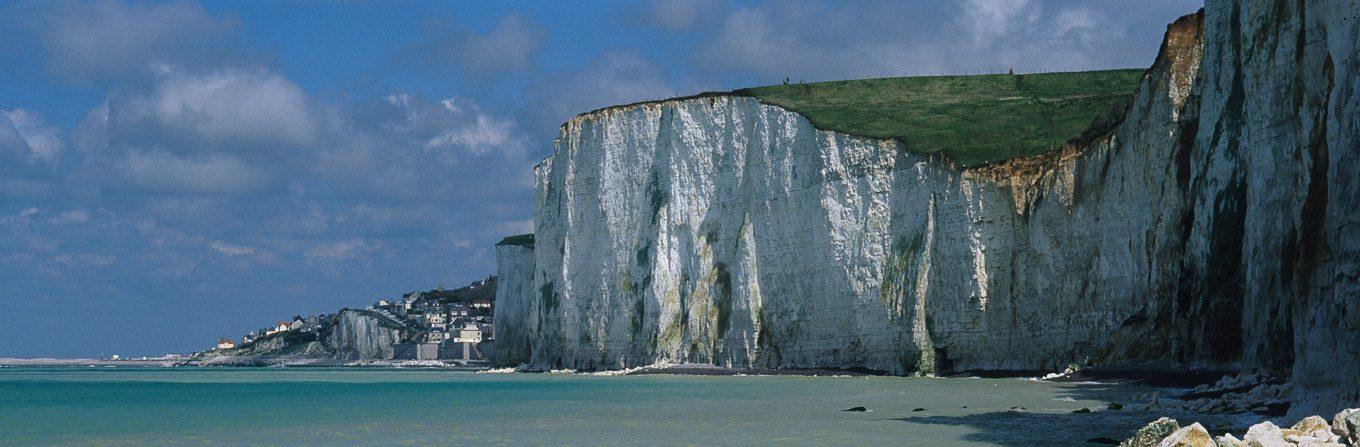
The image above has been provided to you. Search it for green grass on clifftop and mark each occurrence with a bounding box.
[737,69,1144,167]
[496,233,535,248]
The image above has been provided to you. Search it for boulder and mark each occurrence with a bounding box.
[1290,440,1344,447]
[1214,434,1245,447]
[1157,423,1213,447]
[1243,422,1290,447]
[1285,415,1339,444]
[1332,409,1360,444]
[1121,418,1180,447]
[1290,415,1332,433]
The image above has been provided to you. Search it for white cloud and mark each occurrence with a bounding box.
[118,151,271,194]
[404,14,546,80]
[54,253,117,267]
[496,219,534,236]
[378,94,526,158]
[49,209,91,224]
[962,0,1037,44]
[209,240,256,256]
[693,3,940,81]
[707,9,796,71]
[114,67,319,151]
[691,1,1196,81]
[27,0,237,81]
[425,114,513,154]
[3,207,41,225]
[1052,8,1105,44]
[538,52,678,125]
[2,109,64,164]
[645,0,720,31]
[304,239,371,262]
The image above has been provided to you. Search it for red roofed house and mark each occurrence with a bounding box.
[266,321,292,335]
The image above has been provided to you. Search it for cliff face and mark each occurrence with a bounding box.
[492,243,535,365]
[496,1,1358,416]
[501,15,1202,375]
[327,310,407,360]
[1183,0,1359,418]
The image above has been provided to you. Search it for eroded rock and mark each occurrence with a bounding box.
[1330,409,1359,444]
[1157,423,1213,447]
[1243,422,1290,447]
[1214,433,1245,447]
[1121,418,1180,447]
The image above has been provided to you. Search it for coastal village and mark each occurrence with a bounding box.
[204,277,497,364]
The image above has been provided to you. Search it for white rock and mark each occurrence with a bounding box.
[1158,423,1214,447]
[1332,409,1360,445]
[1243,422,1290,447]
[1289,415,1335,440]
[1214,433,1245,447]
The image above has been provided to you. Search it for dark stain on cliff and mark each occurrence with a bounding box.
[1201,176,1247,362]
[1294,54,1333,299]
[540,281,558,312]
[934,347,955,374]
[648,171,667,224]
[756,308,781,366]
[1173,95,1200,191]
[678,272,691,330]
[713,262,734,339]
[631,274,652,343]
[636,241,651,267]
[1202,0,1251,361]
[1187,0,1247,364]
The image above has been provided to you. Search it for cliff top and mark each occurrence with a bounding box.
[736,69,1144,167]
[496,233,535,248]
[566,69,1144,167]
[409,278,497,304]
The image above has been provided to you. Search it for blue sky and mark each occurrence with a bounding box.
[0,0,1200,358]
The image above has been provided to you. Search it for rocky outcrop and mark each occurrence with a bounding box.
[1157,371,1291,415]
[326,310,408,360]
[1159,423,1214,447]
[1121,410,1359,447]
[1121,417,1183,447]
[495,0,1358,417]
[492,239,536,365]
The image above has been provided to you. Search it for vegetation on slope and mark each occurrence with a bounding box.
[407,277,496,306]
[736,69,1144,167]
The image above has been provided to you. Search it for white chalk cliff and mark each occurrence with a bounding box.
[494,1,1358,418]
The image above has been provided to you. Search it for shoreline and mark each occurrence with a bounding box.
[0,358,1237,386]
[8,358,1326,441]
[0,357,490,369]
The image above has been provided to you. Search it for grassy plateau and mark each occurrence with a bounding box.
[736,69,1145,167]
[496,233,536,248]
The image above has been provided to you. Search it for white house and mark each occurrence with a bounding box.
[266,321,292,335]
[216,337,236,350]
[426,312,447,330]
[453,323,482,344]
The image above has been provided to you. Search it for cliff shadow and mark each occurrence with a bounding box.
[887,381,1247,446]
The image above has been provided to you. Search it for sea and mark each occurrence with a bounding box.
[0,367,1226,446]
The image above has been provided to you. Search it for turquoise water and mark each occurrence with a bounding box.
[0,367,1183,446]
